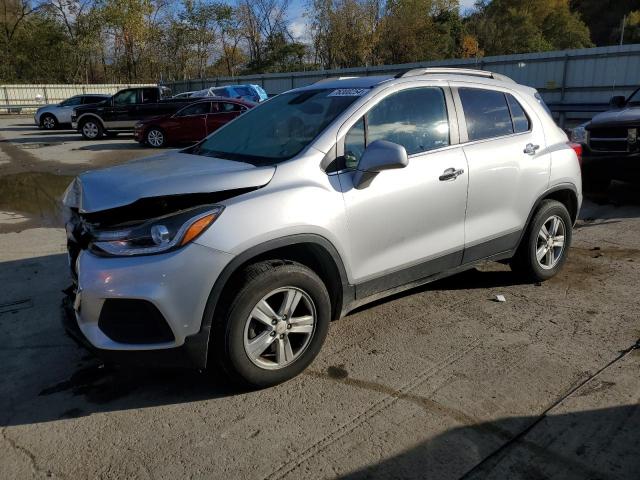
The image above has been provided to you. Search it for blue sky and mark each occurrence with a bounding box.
[288,0,479,41]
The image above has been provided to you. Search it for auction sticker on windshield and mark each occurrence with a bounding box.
[328,88,369,97]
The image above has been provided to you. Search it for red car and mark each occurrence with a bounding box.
[133,97,255,148]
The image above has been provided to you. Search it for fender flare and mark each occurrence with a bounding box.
[75,113,106,132]
[185,234,354,368]
[515,182,580,252]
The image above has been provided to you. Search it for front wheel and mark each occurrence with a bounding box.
[145,127,166,148]
[41,114,58,130]
[80,119,103,140]
[211,261,331,388]
[510,200,572,282]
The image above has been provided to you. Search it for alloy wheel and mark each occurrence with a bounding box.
[147,129,164,147]
[42,116,56,129]
[243,287,316,370]
[536,215,566,270]
[82,122,98,138]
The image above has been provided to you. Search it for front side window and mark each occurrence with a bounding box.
[191,89,364,165]
[61,96,82,107]
[113,90,138,105]
[176,102,210,117]
[343,87,450,167]
[459,88,514,141]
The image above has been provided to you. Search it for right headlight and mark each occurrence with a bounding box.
[90,205,223,256]
[570,125,588,143]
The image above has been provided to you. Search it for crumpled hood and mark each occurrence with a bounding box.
[71,151,275,213]
[588,106,640,129]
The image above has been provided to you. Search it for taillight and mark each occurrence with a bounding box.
[569,142,582,167]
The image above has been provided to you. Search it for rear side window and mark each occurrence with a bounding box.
[506,94,530,133]
[459,88,513,141]
[176,102,210,116]
[142,88,159,103]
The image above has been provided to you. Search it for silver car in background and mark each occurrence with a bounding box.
[34,94,110,129]
[62,69,582,388]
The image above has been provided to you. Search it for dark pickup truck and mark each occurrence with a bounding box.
[571,87,640,190]
[71,86,191,139]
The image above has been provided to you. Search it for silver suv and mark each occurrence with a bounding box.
[62,69,582,387]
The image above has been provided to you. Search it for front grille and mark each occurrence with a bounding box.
[588,127,629,152]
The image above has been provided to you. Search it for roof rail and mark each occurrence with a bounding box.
[313,76,359,84]
[394,67,515,83]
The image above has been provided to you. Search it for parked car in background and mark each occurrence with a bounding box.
[71,86,192,139]
[133,98,255,147]
[173,91,197,99]
[62,69,581,388]
[192,84,268,103]
[34,94,110,129]
[571,86,640,190]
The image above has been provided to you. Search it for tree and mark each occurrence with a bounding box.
[570,0,640,46]
[466,0,592,56]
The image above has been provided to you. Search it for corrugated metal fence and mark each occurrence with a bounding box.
[163,44,640,128]
[0,84,154,113]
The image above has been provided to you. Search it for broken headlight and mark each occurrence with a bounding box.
[90,205,223,256]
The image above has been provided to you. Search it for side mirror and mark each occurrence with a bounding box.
[352,140,408,189]
[609,95,626,109]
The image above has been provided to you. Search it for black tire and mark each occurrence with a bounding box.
[510,200,572,282]
[80,118,103,140]
[210,260,331,389]
[145,127,166,148]
[40,113,58,130]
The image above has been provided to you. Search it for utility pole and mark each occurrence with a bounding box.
[620,14,626,46]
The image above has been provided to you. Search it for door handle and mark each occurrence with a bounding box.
[439,167,465,181]
[524,143,540,155]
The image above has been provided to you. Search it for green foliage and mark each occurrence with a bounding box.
[466,0,592,56]
[0,0,632,83]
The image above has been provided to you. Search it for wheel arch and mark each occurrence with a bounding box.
[40,111,58,125]
[76,113,105,131]
[198,234,353,366]
[515,183,579,252]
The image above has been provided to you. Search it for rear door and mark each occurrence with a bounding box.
[206,102,245,134]
[57,95,82,123]
[453,86,549,262]
[337,85,469,296]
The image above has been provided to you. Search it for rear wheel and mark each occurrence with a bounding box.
[146,127,166,148]
[510,200,572,282]
[211,261,331,389]
[41,114,57,130]
[80,119,103,140]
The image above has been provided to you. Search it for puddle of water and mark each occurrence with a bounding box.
[0,172,73,232]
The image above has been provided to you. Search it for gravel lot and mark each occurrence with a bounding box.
[1,116,639,479]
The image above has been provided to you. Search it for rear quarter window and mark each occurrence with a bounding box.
[506,94,531,133]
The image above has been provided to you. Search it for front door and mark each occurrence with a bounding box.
[167,102,210,143]
[337,86,469,298]
[206,102,245,134]
[108,89,139,129]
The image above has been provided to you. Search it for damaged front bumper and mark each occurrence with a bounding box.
[63,242,233,369]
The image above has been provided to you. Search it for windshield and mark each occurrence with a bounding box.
[189,89,365,165]
[627,88,640,106]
